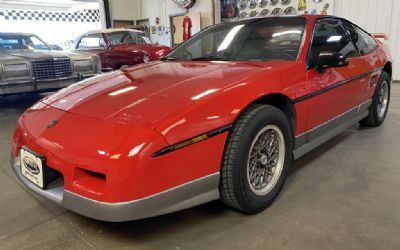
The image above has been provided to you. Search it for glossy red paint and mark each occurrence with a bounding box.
[12,15,392,204]
[74,29,171,71]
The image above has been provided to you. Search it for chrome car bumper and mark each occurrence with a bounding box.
[10,154,220,222]
[0,74,97,95]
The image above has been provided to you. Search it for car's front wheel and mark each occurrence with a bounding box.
[220,105,292,214]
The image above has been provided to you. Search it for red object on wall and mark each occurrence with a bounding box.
[183,16,192,41]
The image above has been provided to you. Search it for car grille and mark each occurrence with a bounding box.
[32,58,72,80]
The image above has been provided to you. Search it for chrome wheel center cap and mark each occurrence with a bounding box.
[260,154,268,165]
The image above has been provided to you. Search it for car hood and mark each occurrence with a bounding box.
[41,61,289,128]
[0,49,93,62]
[144,44,170,50]
[111,43,169,50]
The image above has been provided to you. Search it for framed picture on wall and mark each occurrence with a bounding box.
[112,19,134,28]
[221,0,239,21]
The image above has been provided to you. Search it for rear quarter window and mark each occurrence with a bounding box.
[341,20,378,55]
[78,34,105,49]
[0,38,20,49]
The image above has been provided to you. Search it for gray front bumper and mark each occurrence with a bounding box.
[0,74,97,95]
[10,154,220,222]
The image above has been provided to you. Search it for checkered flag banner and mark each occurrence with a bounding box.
[0,9,100,23]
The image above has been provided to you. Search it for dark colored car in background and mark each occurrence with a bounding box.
[73,28,171,71]
[0,32,101,95]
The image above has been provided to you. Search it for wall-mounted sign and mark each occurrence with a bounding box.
[221,0,333,22]
[221,0,298,22]
[172,0,196,9]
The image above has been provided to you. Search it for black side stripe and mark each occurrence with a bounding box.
[152,67,384,157]
[152,124,233,157]
[293,67,383,104]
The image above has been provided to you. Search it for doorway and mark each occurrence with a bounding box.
[170,14,186,48]
[170,12,201,48]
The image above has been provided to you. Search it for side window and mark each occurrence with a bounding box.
[140,34,153,44]
[357,28,378,53]
[100,36,107,48]
[107,32,145,45]
[78,34,105,49]
[136,35,148,44]
[124,33,140,44]
[0,37,20,49]
[310,19,358,67]
[340,20,359,45]
[341,20,377,55]
[23,36,48,50]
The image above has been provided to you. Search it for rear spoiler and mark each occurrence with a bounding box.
[372,33,388,41]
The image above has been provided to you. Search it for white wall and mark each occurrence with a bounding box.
[0,1,101,48]
[107,0,214,46]
[140,0,214,45]
[387,1,400,81]
[334,0,399,80]
[138,0,213,28]
[0,2,68,11]
[109,0,139,20]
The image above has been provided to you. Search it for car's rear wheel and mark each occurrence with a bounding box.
[220,105,292,214]
[360,71,391,126]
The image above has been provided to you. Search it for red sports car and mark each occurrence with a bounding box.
[11,15,392,222]
[73,28,171,71]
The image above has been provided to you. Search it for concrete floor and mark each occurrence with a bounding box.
[0,85,399,250]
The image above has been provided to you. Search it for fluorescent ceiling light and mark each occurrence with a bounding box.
[327,36,342,42]
[0,0,98,8]
[217,25,245,52]
[192,89,218,100]
[109,86,137,96]
[272,30,302,37]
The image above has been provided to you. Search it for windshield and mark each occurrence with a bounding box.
[167,17,307,62]
[0,34,50,50]
[105,31,153,46]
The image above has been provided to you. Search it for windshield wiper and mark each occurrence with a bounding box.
[191,56,234,61]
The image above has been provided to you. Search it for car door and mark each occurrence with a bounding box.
[304,18,367,140]
[340,19,382,104]
[75,33,107,69]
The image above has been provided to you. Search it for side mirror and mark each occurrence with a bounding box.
[316,51,349,73]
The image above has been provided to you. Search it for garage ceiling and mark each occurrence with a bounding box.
[0,0,98,8]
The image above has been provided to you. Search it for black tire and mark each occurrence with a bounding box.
[220,105,293,214]
[360,71,391,127]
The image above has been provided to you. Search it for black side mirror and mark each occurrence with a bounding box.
[316,51,349,73]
